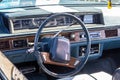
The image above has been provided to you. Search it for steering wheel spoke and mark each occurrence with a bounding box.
[41,52,77,68]
[53,21,77,38]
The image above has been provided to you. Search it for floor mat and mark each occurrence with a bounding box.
[81,57,117,74]
[58,57,117,80]
[80,57,117,80]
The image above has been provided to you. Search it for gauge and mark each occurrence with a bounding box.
[56,16,66,26]
[65,16,71,25]
[33,16,47,27]
[65,16,75,25]
[39,16,48,24]
[22,19,32,29]
[13,20,21,30]
[32,18,41,27]
[45,19,56,27]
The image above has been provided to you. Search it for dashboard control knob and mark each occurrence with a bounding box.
[70,33,75,39]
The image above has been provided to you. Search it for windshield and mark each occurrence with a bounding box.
[0,0,120,9]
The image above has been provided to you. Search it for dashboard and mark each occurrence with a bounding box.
[6,12,103,33]
[0,12,104,51]
[0,5,120,63]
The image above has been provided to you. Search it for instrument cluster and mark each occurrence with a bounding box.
[12,15,73,30]
[11,13,103,31]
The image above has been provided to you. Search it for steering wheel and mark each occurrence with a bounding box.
[34,13,91,78]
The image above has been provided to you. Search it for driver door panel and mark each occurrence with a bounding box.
[0,51,27,80]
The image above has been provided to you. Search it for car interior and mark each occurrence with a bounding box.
[0,0,120,80]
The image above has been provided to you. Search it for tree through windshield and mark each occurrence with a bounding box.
[0,0,120,9]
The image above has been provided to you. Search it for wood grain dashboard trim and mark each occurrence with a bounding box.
[0,30,106,51]
[41,52,76,68]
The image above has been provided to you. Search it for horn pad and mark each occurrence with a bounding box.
[49,37,70,63]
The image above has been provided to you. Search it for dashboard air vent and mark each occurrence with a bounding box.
[0,41,10,50]
[13,39,28,48]
[105,29,118,37]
